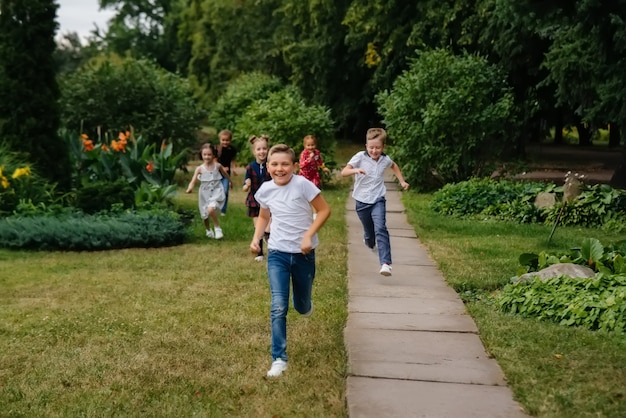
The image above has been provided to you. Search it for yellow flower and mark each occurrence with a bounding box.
[12,166,31,179]
[0,167,8,189]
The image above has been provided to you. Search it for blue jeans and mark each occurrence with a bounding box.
[220,177,230,214]
[355,197,391,265]
[267,249,315,361]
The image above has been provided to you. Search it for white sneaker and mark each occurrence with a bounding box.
[380,263,392,276]
[214,227,223,240]
[220,213,226,217]
[267,358,288,377]
[205,229,214,238]
[302,301,314,318]
[254,255,264,262]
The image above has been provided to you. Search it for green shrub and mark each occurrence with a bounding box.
[498,274,626,333]
[234,86,335,163]
[376,49,516,190]
[0,209,187,251]
[544,184,626,230]
[208,72,283,134]
[74,179,135,214]
[429,178,547,219]
[60,57,205,151]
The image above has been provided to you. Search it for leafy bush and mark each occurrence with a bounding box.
[430,177,626,230]
[0,209,187,251]
[60,56,205,151]
[376,48,516,190]
[74,179,135,214]
[429,178,547,219]
[234,85,335,163]
[544,183,626,229]
[208,72,283,134]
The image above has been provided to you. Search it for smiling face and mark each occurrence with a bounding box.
[219,133,232,147]
[267,149,296,186]
[304,138,317,152]
[252,140,268,163]
[365,138,385,161]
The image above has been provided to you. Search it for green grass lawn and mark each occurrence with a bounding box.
[0,184,349,417]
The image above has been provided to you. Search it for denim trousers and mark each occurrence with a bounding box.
[220,177,230,214]
[267,249,315,361]
[355,197,391,265]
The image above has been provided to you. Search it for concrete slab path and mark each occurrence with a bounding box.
[343,174,529,417]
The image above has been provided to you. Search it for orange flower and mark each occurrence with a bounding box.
[118,131,128,141]
[101,144,110,152]
[161,140,168,151]
[111,140,126,152]
[81,133,89,140]
[146,161,154,173]
[82,139,94,152]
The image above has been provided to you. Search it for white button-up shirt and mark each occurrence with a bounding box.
[347,151,393,204]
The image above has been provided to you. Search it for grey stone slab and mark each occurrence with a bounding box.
[347,312,479,333]
[347,377,528,418]
[344,328,507,386]
[348,295,468,316]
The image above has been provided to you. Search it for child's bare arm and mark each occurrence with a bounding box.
[250,208,271,253]
[390,162,409,190]
[186,167,200,193]
[218,164,233,189]
[341,164,365,177]
[301,194,331,254]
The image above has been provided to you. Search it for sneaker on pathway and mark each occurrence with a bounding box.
[302,301,314,318]
[220,213,226,217]
[205,229,214,239]
[379,263,392,276]
[267,358,288,377]
[254,255,264,262]
[214,227,224,240]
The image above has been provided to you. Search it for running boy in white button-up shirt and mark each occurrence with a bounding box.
[341,128,409,276]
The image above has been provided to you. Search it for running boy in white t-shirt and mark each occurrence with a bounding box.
[250,144,331,378]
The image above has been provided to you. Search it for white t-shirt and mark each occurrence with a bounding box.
[254,174,321,253]
[347,151,393,204]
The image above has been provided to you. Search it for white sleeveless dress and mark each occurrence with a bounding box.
[198,163,226,219]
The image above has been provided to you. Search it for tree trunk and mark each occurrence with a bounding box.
[609,123,621,148]
[553,111,564,144]
[610,146,626,189]
[576,122,592,146]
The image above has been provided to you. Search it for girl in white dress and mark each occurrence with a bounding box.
[186,143,232,239]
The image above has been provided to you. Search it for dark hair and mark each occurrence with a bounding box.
[199,142,216,158]
[268,144,297,163]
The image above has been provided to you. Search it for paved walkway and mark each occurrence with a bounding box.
[343,174,528,417]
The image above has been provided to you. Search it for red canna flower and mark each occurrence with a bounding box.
[146,161,154,173]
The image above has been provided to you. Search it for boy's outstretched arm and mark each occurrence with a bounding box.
[390,162,410,190]
[301,194,331,254]
[250,207,271,254]
[341,164,366,177]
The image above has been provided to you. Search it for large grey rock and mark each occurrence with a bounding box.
[534,192,557,209]
[515,263,595,283]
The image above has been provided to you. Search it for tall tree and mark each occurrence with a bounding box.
[0,0,70,189]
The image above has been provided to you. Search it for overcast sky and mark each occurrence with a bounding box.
[56,0,116,41]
